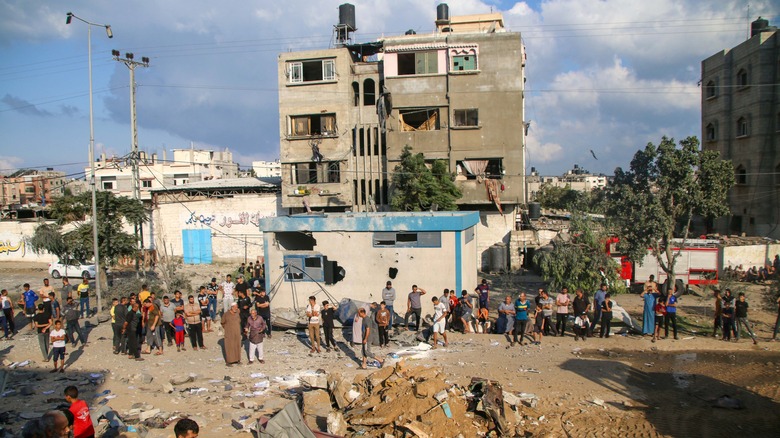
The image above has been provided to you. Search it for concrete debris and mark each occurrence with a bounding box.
[138,409,160,422]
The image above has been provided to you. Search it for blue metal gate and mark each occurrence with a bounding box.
[182,229,212,264]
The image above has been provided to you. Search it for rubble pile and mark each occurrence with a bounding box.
[289,359,540,437]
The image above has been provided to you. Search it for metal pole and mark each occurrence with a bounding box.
[87,24,103,315]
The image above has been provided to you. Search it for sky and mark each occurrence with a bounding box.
[0,0,776,179]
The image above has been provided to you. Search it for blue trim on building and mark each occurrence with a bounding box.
[259,211,480,233]
[455,231,462,294]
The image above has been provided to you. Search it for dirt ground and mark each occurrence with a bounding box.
[1,261,779,437]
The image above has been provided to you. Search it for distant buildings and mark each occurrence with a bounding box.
[0,168,66,209]
[252,160,282,178]
[701,17,779,238]
[526,165,609,201]
[87,147,239,201]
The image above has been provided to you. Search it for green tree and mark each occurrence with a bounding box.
[535,183,607,213]
[390,146,462,211]
[607,136,734,287]
[29,191,147,267]
[534,214,625,293]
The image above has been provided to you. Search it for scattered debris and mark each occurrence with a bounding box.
[713,395,745,410]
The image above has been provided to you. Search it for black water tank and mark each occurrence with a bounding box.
[437,3,450,23]
[751,17,769,36]
[339,3,357,31]
[528,202,541,220]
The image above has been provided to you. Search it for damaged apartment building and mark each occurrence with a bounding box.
[277,4,526,270]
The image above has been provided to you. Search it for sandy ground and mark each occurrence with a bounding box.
[1,261,779,437]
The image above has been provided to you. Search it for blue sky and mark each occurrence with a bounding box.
[0,0,775,178]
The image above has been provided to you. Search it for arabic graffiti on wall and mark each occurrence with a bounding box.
[0,240,26,257]
[184,211,272,228]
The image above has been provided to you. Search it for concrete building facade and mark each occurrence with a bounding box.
[526,165,608,201]
[277,5,526,270]
[259,211,479,315]
[701,18,780,238]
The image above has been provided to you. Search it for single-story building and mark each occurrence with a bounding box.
[259,211,480,317]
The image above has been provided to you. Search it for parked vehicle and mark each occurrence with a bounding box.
[48,260,96,279]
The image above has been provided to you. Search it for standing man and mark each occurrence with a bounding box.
[475,279,490,310]
[34,304,52,361]
[497,295,515,335]
[220,274,236,313]
[322,300,337,351]
[640,277,661,336]
[459,290,474,334]
[572,289,590,341]
[221,302,242,366]
[1,289,15,336]
[184,295,205,350]
[206,278,219,323]
[171,290,185,313]
[712,289,723,338]
[39,278,54,301]
[382,281,396,329]
[600,294,614,338]
[511,292,530,347]
[590,284,607,335]
[404,285,426,332]
[47,291,61,321]
[245,307,267,364]
[76,278,90,319]
[123,301,143,360]
[144,299,163,355]
[431,296,448,349]
[237,288,252,339]
[538,289,556,336]
[197,286,211,333]
[306,296,322,353]
[160,296,176,348]
[734,292,758,345]
[63,297,85,347]
[60,278,73,303]
[555,287,571,337]
[357,307,383,369]
[21,283,38,330]
[254,289,272,337]
[65,386,95,438]
[113,297,128,354]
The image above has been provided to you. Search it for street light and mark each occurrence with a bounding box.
[66,12,112,316]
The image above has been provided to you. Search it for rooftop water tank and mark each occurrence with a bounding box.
[339,3,356,31]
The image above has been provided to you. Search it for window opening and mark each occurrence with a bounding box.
[290,114,337,137]
[735,165,747,185]
[452,54,477,71]
[363,78,376,106]
[397,51,438,75]
[737,117,748,137]
[454,109,479,127]
[288,59,336,83]
[456,159,503,179]
[400,108,439,131]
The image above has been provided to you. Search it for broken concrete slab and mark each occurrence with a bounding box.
[302,389,332,432]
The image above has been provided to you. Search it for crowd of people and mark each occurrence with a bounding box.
[723,254,779,283]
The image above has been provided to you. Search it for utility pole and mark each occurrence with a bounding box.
[112,51,149,272]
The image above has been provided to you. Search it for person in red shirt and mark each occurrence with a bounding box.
[65,385,94,438]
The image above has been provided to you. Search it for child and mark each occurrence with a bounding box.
[532,306,544,345]
[321,301,337,352]
[477,307,491,334]
[171,311,186,351]
[721,300,736,341]
[376,301,390,348]
[65,385,95,438]
[652,297,666,343]
[573,313,590,341]
[49,320,67,373]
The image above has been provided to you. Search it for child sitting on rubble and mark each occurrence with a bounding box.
[573,312,589,341]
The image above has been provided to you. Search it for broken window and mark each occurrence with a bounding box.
[288,59,336,83]
[290,114,337,137]
[327,162,340,183]
[373,231,442,248]
[705,80,717,98]
[284,255,323,281]
[735,165,747,184]
[276,232,316,251]
[397,51,438,75]
[456,159,503,180]
[452,54,477,71]
[454,109,479,127]
[399,108,439,131]
[705,122,717,141]
[291,162,343,185]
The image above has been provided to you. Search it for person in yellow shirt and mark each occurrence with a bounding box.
[76,278,91,318]
[138,284,151,305]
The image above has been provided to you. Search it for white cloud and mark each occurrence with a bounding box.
[0,155,23,175]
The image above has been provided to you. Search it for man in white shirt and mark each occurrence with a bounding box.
[431,296,448,348]
[306,296,321,353]
[220,275,236,313]
[49,320,67,373]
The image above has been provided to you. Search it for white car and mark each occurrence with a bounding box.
[48,260,97,280]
